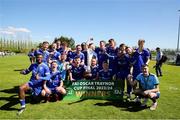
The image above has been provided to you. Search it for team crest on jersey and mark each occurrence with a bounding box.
[39,66,43,71]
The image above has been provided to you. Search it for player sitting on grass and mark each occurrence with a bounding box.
[18,54,50,115]
[42,61,66,101]
[128,64,160,110]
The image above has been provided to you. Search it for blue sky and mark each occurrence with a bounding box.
[0,0,180,49]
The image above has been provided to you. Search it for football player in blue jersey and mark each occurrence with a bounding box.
[95,40,108,70]
[17,54,50,115]
[42,61,66,101]
[34,41,50,64]
[27,48,35,64]
[136,39,150,65]
[106,39,118,74]
[128,64,160,110]
[115,49,130,96]
[68,55,86,81]
[125,46,135,99]
[57,52,70,81]
[70,45,85,65]
[84,57,99,80]
[132,39,150,79]
[60,42,71,55]
[129,39,150,101]
[118,43,126,53]
[99,61,114,81]
[55,40,63,53]
[48,43,61,62]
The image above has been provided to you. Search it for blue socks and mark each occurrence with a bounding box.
[20,99,25,108]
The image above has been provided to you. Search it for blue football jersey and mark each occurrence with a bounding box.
[24,63,50,88]
[106,47,118,73]
[90,65,99,79]
[34,49,50,64]
[46,71,61,88]
[71,52,85,62]
[95,47,108,70]
[49,50,60,61]
[99,69,114,81]
[70,65,86,80]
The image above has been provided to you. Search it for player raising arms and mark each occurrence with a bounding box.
[17,54,50,115]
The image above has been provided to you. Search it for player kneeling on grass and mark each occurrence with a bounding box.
[18,54,51,115]
[128,64,160,110]
[42,61,66,101]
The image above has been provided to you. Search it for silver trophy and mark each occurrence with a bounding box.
[84,38,94,78]
[86,37,94,72]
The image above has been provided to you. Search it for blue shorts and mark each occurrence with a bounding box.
[28,81,43,96]
[47,87,59,94]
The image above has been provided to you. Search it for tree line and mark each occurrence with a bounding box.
[0,36,177,56]
[0,36,75,53]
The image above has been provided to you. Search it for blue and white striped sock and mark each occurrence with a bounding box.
[20,99,25,108]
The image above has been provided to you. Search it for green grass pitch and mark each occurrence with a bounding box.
[0,55,180,119]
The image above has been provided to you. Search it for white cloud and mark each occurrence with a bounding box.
[0,26,31,36]
[0,31,14,35]
[7,26,31,33]
[0,26,32,41]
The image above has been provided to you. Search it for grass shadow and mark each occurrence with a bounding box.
[14,69,24,71]
[68,98,88,105]
[0,86,42,111]
[0,95,19,111]
[0,86,19,94]
[94,100,149,112]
